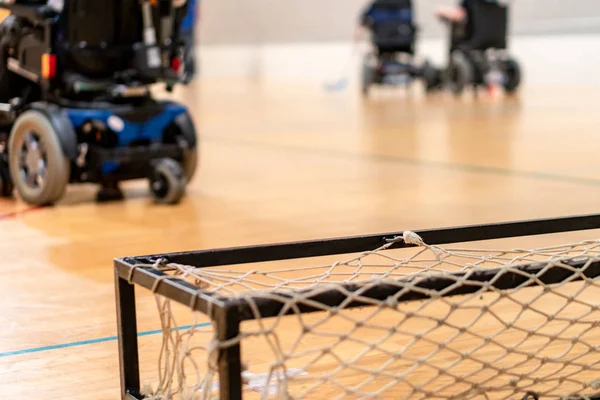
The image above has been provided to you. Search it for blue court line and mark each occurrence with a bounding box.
[0,322,212,359]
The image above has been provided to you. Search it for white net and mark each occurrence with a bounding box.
[138,232,600,400]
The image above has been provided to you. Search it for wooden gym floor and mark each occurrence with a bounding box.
[3,73,600,398]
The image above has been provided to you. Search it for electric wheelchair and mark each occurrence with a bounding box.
[439,0,521,96]
[361,0,443,96]
[0,0,199,206]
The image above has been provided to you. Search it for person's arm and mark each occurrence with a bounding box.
[434,3,467,22]
[355,3,375,41]
[47,0,63,12]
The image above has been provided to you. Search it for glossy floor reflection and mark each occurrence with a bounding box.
[2,78,600,398]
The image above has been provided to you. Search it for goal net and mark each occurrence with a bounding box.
[135,232,600,400]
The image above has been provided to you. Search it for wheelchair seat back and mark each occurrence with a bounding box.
[57,0,189,82]
[59,0,143,78]
[363,0,416,54]
[459,0,508,51]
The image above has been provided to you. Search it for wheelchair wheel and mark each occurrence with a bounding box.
[448,51,473,96]
[422,61,442,93]
[183,147,198,183]
[502,58,521,94]
[169,112,198,183]
[362,57,376,97]
[8,110,70,206]
[149,158,186,205]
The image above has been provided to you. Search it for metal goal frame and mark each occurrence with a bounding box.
[115,213,600,400]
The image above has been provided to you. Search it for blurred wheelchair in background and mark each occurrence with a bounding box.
[437,0,521,96]
[361,0,443,96]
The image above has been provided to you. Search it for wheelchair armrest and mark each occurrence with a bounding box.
[436,15,453,24]
[0,3,57,22]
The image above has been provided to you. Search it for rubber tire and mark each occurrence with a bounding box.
[171,112,198,183]
[503,58,521,95]
[448,51,473,96]
[422,61,442,93]
[362,57,375,97]
[150,158,186,205]
[8,110,70,206]
[183,147,198,184]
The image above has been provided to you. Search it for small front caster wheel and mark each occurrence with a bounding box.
[502,57,522,95]
[149,158,186,205]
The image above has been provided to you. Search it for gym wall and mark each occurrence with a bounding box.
[199,0,600,45]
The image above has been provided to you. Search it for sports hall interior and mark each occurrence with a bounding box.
[4,1,600,398]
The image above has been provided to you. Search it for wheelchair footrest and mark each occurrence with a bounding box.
[87,143,182,168]
[79,143,183,183]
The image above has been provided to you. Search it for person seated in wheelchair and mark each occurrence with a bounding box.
[0,0,199,206]
[436,0,508,54]
[435,0,520,95]
[359,0,416,63]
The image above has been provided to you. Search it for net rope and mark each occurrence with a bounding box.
[138,232,600,400]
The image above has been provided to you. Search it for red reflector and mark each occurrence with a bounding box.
[42,54,56,79]
[171,57,181,72]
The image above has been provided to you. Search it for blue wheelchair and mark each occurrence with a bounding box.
[0,0,199,206]
[361,0,442,96]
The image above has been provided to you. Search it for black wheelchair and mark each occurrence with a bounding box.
[439,0,521,96]
[361,0,443,96]
[0,0,199,206]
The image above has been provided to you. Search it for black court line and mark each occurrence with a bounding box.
[203,134,600,187]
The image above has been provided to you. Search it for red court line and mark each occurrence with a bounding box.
[0,206,44,221]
